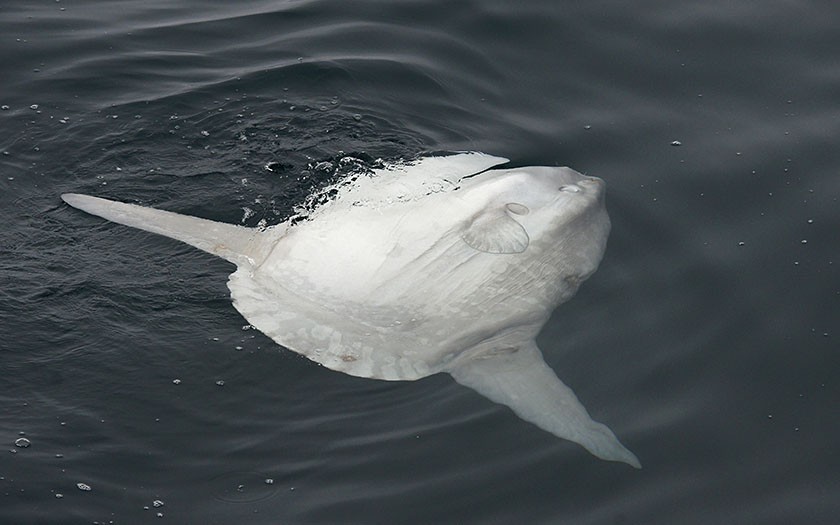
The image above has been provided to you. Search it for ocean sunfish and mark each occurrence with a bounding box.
[62,152,640,468]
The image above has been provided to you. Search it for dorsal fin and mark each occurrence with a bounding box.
[61,193,279,267]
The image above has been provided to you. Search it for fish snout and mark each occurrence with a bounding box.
[558,175,604,196]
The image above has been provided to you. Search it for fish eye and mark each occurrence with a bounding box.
[559,185,581,193]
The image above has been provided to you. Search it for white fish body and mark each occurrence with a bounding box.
[62,152,639,468]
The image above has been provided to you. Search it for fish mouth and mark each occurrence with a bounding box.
[557,175,605,197]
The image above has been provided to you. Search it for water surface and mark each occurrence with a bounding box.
[1,1,838,523]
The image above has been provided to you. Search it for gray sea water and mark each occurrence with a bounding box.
[1,1,838,523]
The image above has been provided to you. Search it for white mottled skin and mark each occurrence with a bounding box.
[61,152,639,468]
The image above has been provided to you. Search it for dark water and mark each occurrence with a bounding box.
[2,1,838,523]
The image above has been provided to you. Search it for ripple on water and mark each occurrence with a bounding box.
[209,471,279,503]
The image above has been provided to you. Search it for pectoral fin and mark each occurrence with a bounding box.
[461,208,529,254]
[447,340,640,468]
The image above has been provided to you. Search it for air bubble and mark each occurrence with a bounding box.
[14,437,30,448]
[77,482,92,491]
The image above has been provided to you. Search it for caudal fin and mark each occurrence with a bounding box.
[61,193,277,266]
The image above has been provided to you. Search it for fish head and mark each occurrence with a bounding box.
[460,166,610,279]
